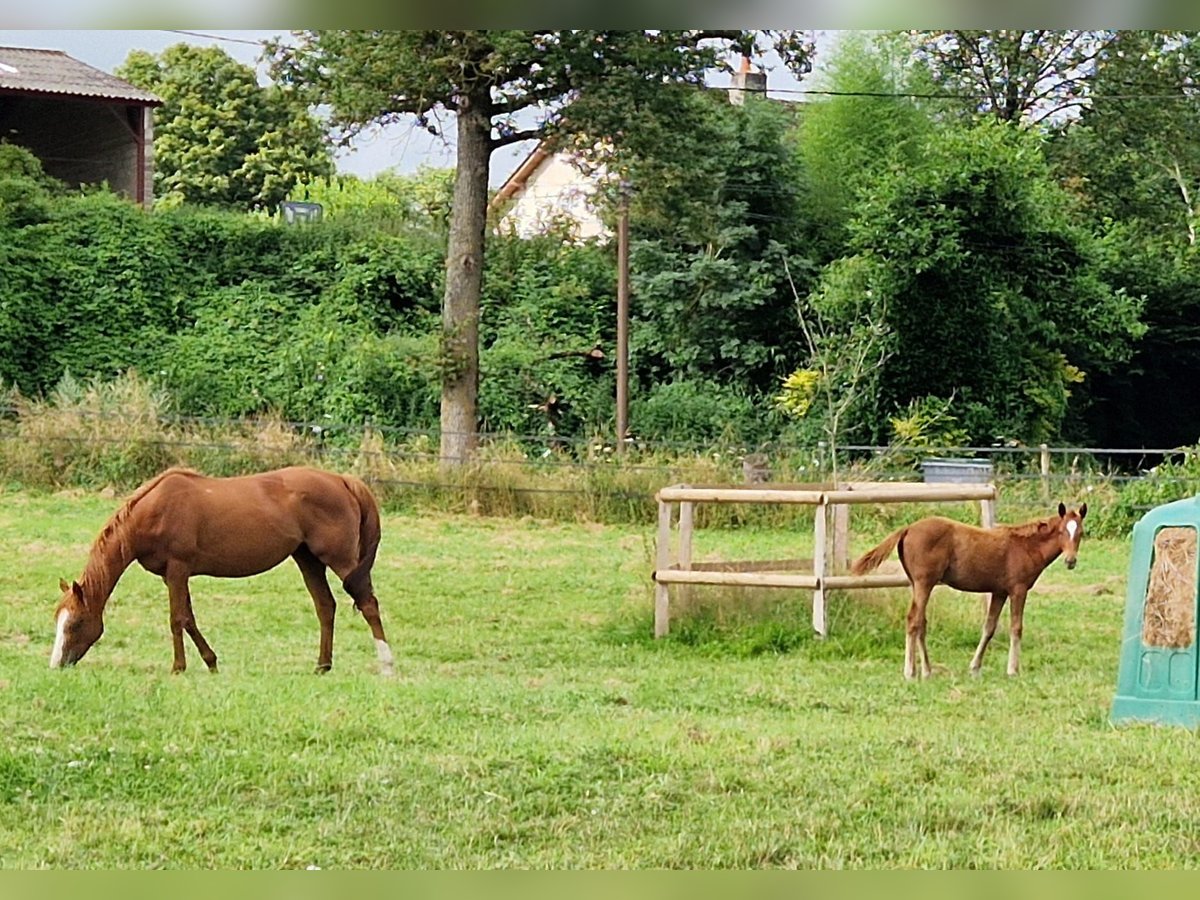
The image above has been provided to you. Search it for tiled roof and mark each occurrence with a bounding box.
[0,46,161,105]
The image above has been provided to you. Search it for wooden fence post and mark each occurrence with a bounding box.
[654,497,673,638]
[813,498,828,637]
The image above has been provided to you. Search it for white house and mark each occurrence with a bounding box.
[490,58,771,242]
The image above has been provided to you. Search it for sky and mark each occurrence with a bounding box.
[0,29,825,187]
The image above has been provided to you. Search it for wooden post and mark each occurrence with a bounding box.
[813,499,828,637]
[833,501,850,573]
[980,496,996,528]
[979,495,997,614]
[654,497,673,638]
[615,199,630,453]
[678,500,694,608]
[1039,443,1051,501]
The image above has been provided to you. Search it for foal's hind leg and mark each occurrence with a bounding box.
[969,592,1008,676]
[905,581,935,680]
[293,547,337,673]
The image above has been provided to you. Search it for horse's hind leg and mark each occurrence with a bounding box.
[293,547,337,673]
[969,592,1008,676]
[341,571,393,677]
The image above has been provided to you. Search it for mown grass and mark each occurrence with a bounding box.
[0,486,1195,869]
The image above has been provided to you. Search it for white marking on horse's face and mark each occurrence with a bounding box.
[50,608,70,668]
[1066,520,1079,540]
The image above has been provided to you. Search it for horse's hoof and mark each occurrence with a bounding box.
[314,664,332,675]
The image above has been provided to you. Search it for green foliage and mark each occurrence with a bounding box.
[0,191,185,394]
[117,44,333,211]
[628,95,812,401]
[797,32,933,255]
[0,142,62,227]
[888,395,972,451]
[818,120,1144,445]
[479,233,616,436]
[289,168,454,237]
[632,379,780,448]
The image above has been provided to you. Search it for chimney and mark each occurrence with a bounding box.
[729,55,767,106]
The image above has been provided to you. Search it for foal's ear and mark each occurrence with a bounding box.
[1079,503,1088,519]
[59,578,69,593]
[1058,501,1067,518]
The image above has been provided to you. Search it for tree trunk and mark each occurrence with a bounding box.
[440,86,492,465]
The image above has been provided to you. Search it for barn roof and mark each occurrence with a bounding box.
[0,46,162,105]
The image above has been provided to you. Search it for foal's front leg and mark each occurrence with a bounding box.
[969,591,1008,676]
[1007,589,1028,676]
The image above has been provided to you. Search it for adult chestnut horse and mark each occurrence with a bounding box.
[49,466,394,675]
[851,502,1087,680]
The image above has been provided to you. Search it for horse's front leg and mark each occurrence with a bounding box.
[164,566,218,673]
[1007,589,1027,676]
[969,591,1008,676]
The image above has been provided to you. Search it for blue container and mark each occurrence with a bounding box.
[920,458,993,484]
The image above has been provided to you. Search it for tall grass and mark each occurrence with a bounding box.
[0,371,1160,536]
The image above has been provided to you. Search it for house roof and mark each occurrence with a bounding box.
[0,46,162,105]
[489,142,552,211]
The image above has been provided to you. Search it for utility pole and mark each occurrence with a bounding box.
[615,190,630,454]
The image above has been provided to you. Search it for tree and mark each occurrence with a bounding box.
[117,44,333,211]
[798,120,1144,447]
[907,30,1117,125]
[268,30,814,463]
[1049,32,1200,445]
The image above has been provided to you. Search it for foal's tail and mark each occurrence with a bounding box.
[850,527,907,575]
[340,475,382,598]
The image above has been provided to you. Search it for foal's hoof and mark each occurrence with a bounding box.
[314,664,332,675]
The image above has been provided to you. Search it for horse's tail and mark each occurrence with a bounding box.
[340,475,381,599]
[850,527,907,575]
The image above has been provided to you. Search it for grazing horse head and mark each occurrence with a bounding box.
[1055,501,1088,570]
[50,579,103,668]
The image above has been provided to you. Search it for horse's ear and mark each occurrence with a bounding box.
[1058,501,1067,518]
[58,578,69,593]
[70,581,84,604]
[1079,503,1088,519]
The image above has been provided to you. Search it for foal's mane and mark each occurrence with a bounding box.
[82,467,200,593]
[1007,516,1057,538]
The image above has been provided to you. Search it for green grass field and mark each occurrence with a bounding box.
[0,486,1194,869]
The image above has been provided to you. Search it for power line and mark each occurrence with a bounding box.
[163,30,268,48]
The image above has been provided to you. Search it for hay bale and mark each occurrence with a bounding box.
[1143,527,1197,649]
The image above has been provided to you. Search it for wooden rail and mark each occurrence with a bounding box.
[652,481,997,639]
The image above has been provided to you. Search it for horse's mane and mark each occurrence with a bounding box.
[81,467,201,595]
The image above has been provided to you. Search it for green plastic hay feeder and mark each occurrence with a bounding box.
[1112,496,1200,728]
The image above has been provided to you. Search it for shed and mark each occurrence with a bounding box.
[0,45,162,206]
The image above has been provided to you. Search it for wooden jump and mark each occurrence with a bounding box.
[652,480,997,639]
